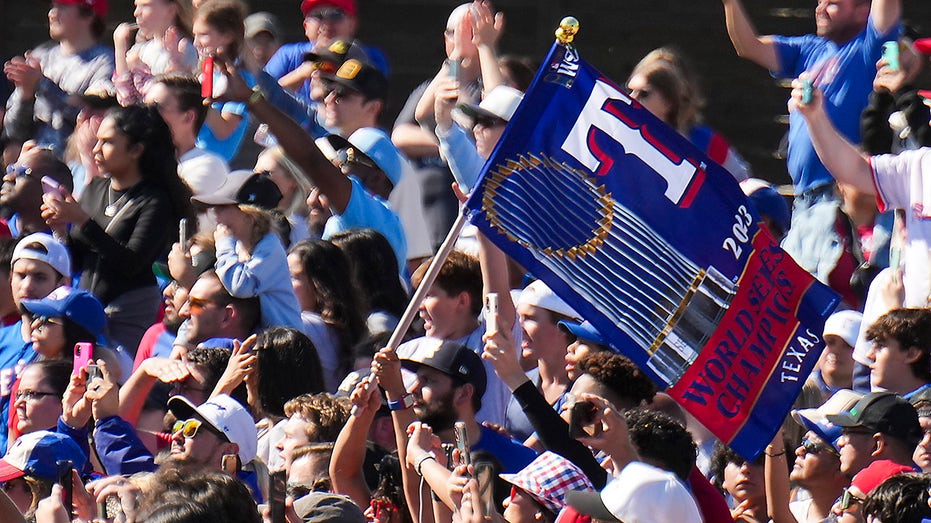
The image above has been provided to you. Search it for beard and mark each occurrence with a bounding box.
[415,390,458,433]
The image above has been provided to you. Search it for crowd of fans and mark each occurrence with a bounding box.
[0,0,930,521]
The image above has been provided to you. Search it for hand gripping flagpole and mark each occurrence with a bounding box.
[382,17,580,353]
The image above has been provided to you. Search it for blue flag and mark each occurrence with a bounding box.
[464,41,840,459]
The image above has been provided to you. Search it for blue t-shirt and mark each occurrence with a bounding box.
[473,425,537,474]
[773,17,899,193]
[195,70,256,162]
[0,320,37,453]
[322,177,407,269]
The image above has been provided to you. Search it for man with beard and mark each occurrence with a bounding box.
[0,147,73,238]
[399,338,536,473]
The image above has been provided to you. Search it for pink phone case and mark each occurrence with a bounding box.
[73,342,93,375]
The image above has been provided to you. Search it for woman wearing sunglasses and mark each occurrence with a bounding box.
[831,460,913,523]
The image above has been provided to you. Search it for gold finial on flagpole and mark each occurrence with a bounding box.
[555,17,579,45]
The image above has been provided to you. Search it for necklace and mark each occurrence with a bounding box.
[105,186,130,217]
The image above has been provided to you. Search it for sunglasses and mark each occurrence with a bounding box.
[801,437,840,457]
[473,115,507,129]
[307,7,345,22]
[334,147,377,170]
[325,85,363,103]
[188,296,222,312]
[5,165,39,180]
[839,487,865,511]
[172,418,223,440]
[32,316,64,328]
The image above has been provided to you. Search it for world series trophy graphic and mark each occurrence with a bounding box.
[481,153,737,388]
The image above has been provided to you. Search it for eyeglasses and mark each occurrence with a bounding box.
[801,437,840,457]
[473,115,507,129]
[307,7,345,22]
[839,487,865,511]
[15,389,58,401]
[172,418,225,440]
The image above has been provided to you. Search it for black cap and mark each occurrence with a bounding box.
[322,58,388,101]
[191,170,283,210]
[826,392,922,445]
[400,338,486,399]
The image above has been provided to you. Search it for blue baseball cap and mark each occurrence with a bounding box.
[557,320,608,347]
[0,431,88,482]
[20,286,107,337]
[346,128,406,186]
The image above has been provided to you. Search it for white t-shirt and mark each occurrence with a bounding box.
[871,150,931,306]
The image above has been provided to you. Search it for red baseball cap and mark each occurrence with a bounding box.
[914,38,931,56]
[300,0,356,17]
[54,0,108,18]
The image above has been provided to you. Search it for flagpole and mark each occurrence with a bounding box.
[385,209,470,351]
[383,15,581,352]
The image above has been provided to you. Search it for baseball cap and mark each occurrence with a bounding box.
[740,178,791,237]
[500,452,594,514]
[850,459,914,495]
[323,59,388,101]
[191,170,283,210]
[179,152,230,196]
[557,320,607,346]
[300,0,356,18]
[517,280,579,320]
[245,12,281,40]
[565,461,702,523]
[55,0,107,18]
[168,394,258,464]
[400,337,487,399]
[13,232,71,279]
[20,286,107,338]
[292,491,365,523]
[826,392,922,446]
[823,310,863,348]
[347,128,406,186]
[791,389,863,451]
[458,86,524,125]
[304,39,369,67]
[0,431,88,482]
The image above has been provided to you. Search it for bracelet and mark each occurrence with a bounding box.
[248,86,265,107]
[415,452,437,475]
[765,445,786,457]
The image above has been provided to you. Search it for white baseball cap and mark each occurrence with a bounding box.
[168,394,257,464]
[565,462,702,523]
[823,310,863,348]
[516,279,579,320]
[13,232,71,279]
[458,85,524,124]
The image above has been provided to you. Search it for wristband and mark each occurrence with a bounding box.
[388,393,415,411]
[415,452,437,475]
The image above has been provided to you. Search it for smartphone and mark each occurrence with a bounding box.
[201,55,214,99]
[801,78,814,105]
[474,462,496,516]
[179,218,188,247]
[56,460,73,514]
[41,176,64,196]
[483,293,498,334]
[86,363,102,383]
[73,343,93,376]
[882,41,900,71]
[447,59,460,80]
[268,470,286,523]
[454,421,471,467]
[568,400,602,439]
[221,454,237,475]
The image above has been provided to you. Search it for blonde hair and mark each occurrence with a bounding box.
[628,47,704,133]
[259,146,314,217]
[238,204,272,252]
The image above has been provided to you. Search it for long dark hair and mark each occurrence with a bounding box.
[106,105,195,239]
[255,327,325,418]
[288,240,365,378]
[329,229,408,319]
